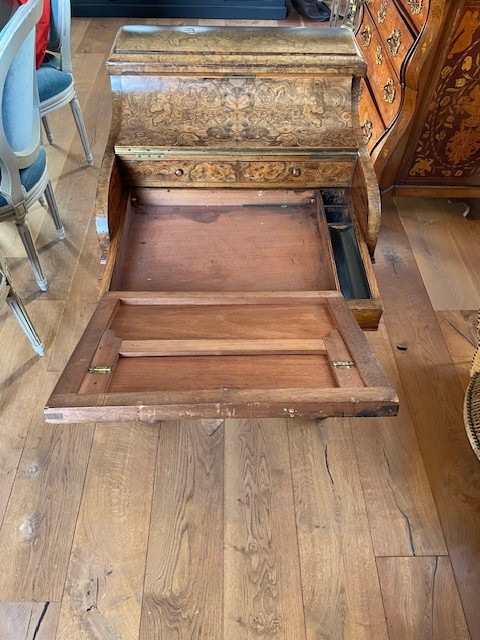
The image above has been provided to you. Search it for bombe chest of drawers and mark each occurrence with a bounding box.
[45,25,398,424]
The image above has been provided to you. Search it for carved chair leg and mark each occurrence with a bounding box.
[69,94,93,166]
[42,115,54,144]
[6,284,45,356]
[38,194,46,207]
[44,181,65,240]
[15,219,48,291]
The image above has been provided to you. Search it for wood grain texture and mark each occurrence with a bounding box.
[47,207,100,372]
[376,197,480,639]
[224,418,306,639]
[55,423,157,640]
[288,418,388,640]
[377,556,470,640]
[0,373,94,601]
[352,324,447,557]
[397,196,480,311]
[0,301,63,524]
[0,602,61,640]
[140,420,224,639]
[437,310,478,391]
[115,199,337,294]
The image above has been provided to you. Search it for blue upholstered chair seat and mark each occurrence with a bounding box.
[37,56,73,102]
[0,147,46,207]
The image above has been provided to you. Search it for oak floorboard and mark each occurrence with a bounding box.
[224,418,306,639]
[0,373,94,601]
[0,301,63,525]
[377,557,470,640]
[376,197,480,639]
[351,324,447,557]
[396,197,480,311]
[444,200,480,295]
[0,602,61,640]
[437,310,478,392]
[139,420,224,640]
[288,418,388,640]
[47,207,101,372]
[55,423,157,640]
[77,18,125,54]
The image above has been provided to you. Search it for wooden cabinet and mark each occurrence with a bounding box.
[357,0,480,196]
[45,26,398,423]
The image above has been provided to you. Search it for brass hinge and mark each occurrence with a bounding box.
[332,361,356,369]
[88,366,113,374]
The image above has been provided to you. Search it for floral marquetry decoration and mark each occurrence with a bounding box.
[409,10,480,180]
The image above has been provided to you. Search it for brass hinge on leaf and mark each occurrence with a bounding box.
[88,366,112,374]
[332,361,356,369]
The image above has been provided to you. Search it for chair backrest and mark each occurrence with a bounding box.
[0,0,42,206]
[48,0,72,74]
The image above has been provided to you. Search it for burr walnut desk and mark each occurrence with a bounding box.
[45,26,399,423]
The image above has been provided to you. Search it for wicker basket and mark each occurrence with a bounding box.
[464,311,480,461]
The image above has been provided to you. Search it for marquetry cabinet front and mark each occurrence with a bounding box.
[45,26,398,423]
[357,0,480,196]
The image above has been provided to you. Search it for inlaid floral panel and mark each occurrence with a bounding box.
[117,76,358,150]
[408,9,480,181]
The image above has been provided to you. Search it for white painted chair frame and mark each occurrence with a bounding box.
[0,247,45,356]
[41,0,93,166]
[0,0,65,292]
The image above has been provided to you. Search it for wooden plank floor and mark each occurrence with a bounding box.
[0,12,479,640]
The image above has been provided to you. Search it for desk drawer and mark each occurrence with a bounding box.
[119,157,355,188]
[396,0,429,32]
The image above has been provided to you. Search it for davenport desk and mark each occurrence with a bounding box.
[45,26,399,423]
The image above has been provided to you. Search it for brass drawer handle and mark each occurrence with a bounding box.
[174,168,184,177]
[378,1,388,23]
[291,167,301,177]
[360,25,372,47]
[383,77,396,103]
[387,28,401,57]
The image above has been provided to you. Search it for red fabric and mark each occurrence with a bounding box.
[19,0,50,69]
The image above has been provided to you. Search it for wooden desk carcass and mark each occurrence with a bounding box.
[45,26,398,423]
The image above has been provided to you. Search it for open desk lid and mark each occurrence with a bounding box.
[45,291,398,424]
[107,25,367,76]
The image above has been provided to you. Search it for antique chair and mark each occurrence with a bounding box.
[38,0,93,166]
[0,0,65,292]
[0,253,45,356]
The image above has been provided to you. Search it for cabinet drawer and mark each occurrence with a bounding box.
[396,0,429,32]
[119,156,355,188]
[365,0,415,77]
[359,80,386,151]
[357,10,401,127]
